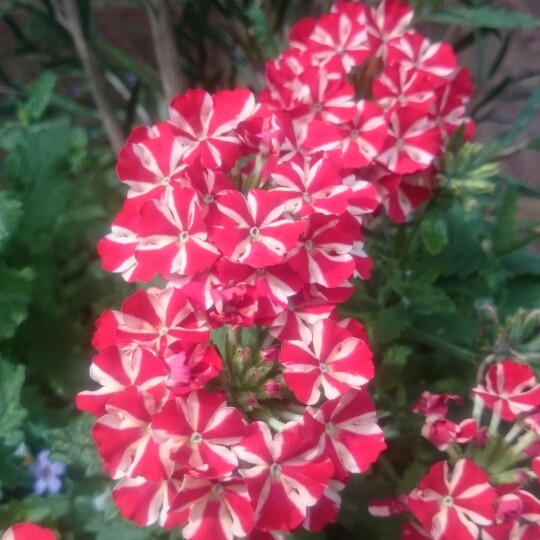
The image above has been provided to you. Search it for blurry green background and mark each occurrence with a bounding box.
[0,1,539,539]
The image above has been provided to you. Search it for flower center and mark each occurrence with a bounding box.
[190,432,203,444]
[325,422,337,436]
[40,467,52,480]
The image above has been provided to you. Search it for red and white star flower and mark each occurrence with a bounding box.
[303,389,386,478]
[116,122,187,199]
[233,421,334,531]
[170,475,254,540]
[76,345,168,416]
[473,360,540,421]
[408,459,496,540]
[113,287,210,353]
[152,389,246,477]
[168,88,256,170]
[278,319,373,405]
[208,189,304,268]
[112,475,186,528]
[136,186,219,277]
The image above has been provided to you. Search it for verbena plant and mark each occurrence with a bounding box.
[0,1,539,539]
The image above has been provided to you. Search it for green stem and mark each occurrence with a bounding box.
[407,329,478,363]
[378,455,401,485]
[398,201,432,265]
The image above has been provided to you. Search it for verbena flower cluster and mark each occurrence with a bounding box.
[370,359,540,540]
[69,0,474,538]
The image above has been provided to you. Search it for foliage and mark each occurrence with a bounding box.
[0,0,539,538]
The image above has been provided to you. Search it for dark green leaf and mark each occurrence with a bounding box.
[45,414,104,478]
[0,265,34,340]
[397,460,429,493]
[424,7,540,29]
[492,187,517,253]
[526,137,540,151]
[495,82,540,148]
[245,4,280,59]
[371,305,410,343]
[0,191,22,251]
[420,210,448,255]
[0,359,27,447]
[22,72,57,121]
[382,345,412,368]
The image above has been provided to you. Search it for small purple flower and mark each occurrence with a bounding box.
[29,450,66,495]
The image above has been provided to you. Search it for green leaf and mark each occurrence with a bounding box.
[424,7,540,29]
[397,460,429,493]
[21,72,58,122]
[526,137,540,151]
[44,414,104,478]
[492,187,517,253]
[409,286,456,315]
[371,305,410,344]
[0,265,34,340]
[382,345,412,368]
[420,210,448,255]
[0,191,22,252]
[0,359,27,447]
[245,4,280,59]
[495,82,540,148]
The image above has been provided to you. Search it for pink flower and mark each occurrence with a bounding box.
[112,475,186,528]
[92,387,173,480]
[233,422,334,531]
[303,479,346,531]
[208,189,304,268]
[113,287,210,353]
[170,475,254,540]
[408,459,496,540]
[473,360,540,421]
[208,281,259,327]
[412,391,464,418]
[401,521,433,539]
[116,122,186,199]
[136,187,219,277]
[168,88,256,170]
[76,345,168,416]
[278,319,373,405]
[421,416,477,451]
[291,11,370,72]
[269,154,350,217]
[2,524,56,540]
[286,213,355,288]
[97,198,154,283]
[377,107,441,174]
[152,390,246,477]
[303,389,386,478]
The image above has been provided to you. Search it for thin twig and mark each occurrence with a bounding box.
[63,0,124,154]
[146,0,185,102]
